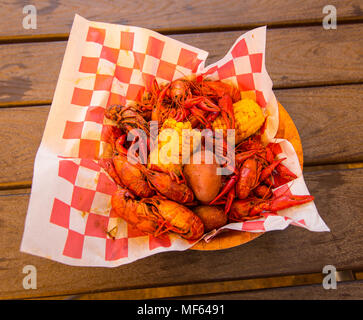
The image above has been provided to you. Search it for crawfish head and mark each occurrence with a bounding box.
[144,198,204,240]
[105,104,150,135]
[169,79,190,104]
[113,154,154,198]
[111,188,160,235]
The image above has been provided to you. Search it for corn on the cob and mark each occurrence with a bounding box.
[212,98,265,144]
[148,119,201,175]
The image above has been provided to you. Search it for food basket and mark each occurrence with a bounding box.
[20,15,329,267]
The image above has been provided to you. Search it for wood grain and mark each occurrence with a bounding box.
[171,281,363,300]
[0,106,46,184]
[1,24,363,104]
[32,272,327,299]
[2,0,362,38]
[1,84,362,185]
[274,84,363,165]
[0,167,362,299]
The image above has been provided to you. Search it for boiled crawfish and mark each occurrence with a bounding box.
[209,135,299,215]
[105,104,150,164]
[112,154,154,198]
[229,191,314,222]
[236,156,262,199]
[141,78,241,129]
[105,104,150,136]
[101,127,194,203]
[195,80,241,103]
[112,188,204,240]
[138,166,195,204]
[194,80,241,129]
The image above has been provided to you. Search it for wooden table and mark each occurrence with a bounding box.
[0,0,362,300]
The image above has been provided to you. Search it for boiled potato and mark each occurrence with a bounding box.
[183,150,221,203]
[193,206,227,232]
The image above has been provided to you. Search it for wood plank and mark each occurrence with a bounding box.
[1,84,362,184]
[177,24,363,89]
[171,281,363,300]
[274,84,363,165]
[2,0,362,38]
[32,272,326,299]
[0,106,46,184]
[0,167,362,299]
[304,162,363,173]
[1,24,363,104]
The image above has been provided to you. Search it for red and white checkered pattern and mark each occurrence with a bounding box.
[21,15,329,267]
[50,157,173,260]
[46,20,209,262]
[198,29,273,110]
[56,24,277,261]
[64,25,207,160]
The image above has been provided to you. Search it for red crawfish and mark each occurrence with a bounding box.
[209,149,258,214]
[151,79,239,129]
[236,156,262,200]
[105,104,150,136]
[138,166,195,204]
[167,79,221,128]
[194,80,241,129]
[105,104,150,163]
[229,191,314,222]
[112,188,204,240]
[196,80,241,103]
[210,135,300,215]
[112,154,154,198]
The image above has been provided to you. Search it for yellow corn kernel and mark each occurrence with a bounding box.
[148,119,200,175]
[212,98,265,144]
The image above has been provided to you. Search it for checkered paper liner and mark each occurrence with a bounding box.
[20,15,329,267]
